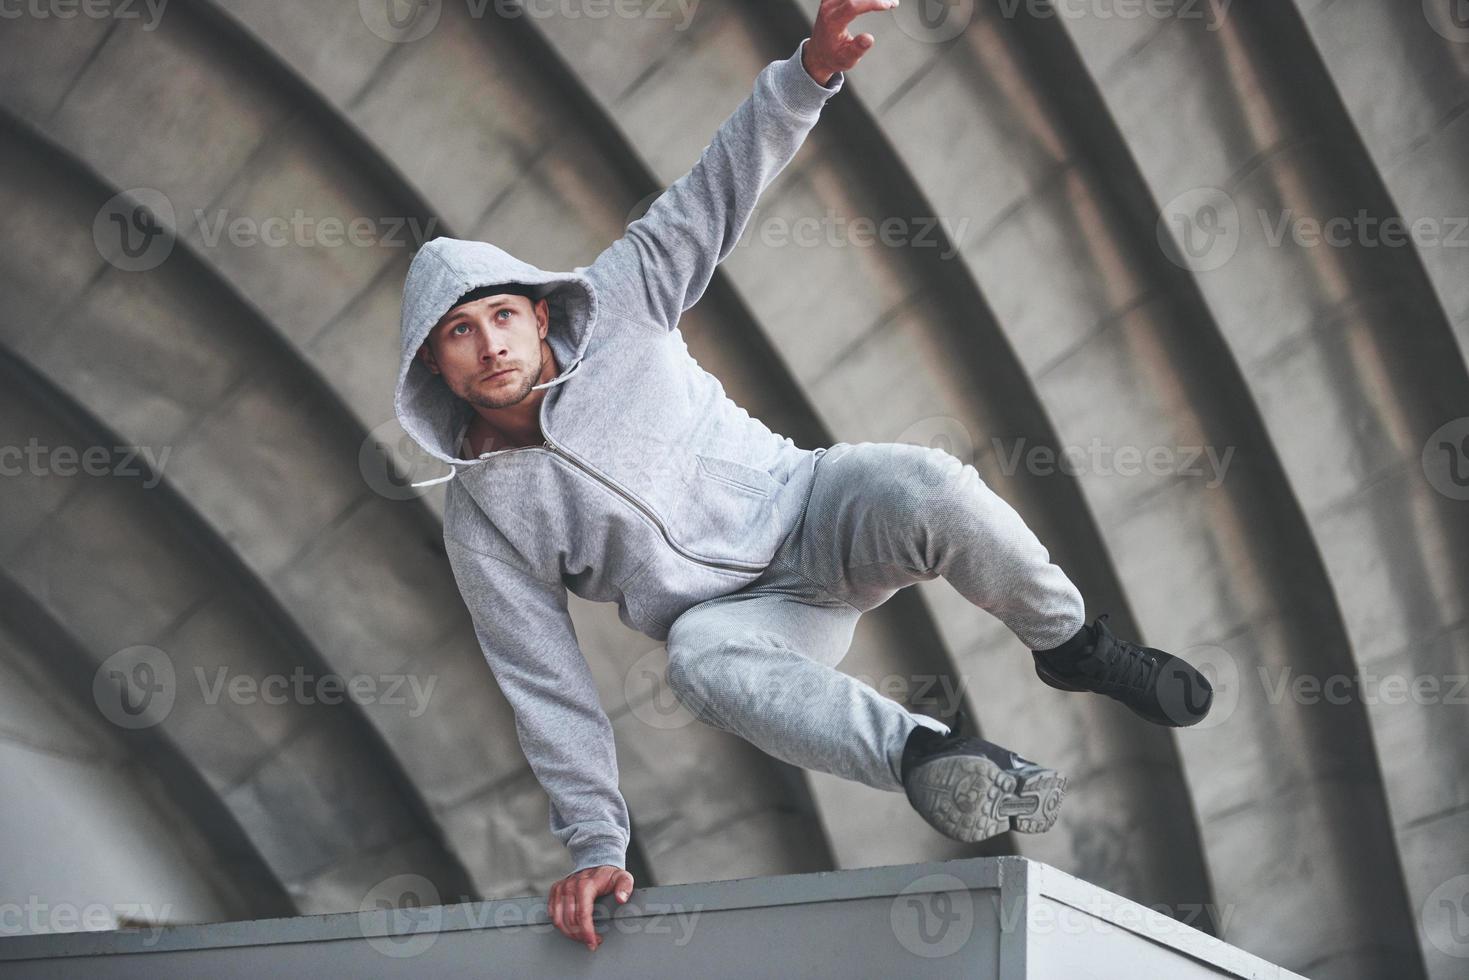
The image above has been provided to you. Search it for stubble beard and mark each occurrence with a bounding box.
[461,349,541,411]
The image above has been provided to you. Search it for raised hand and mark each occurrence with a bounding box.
[803,0,900,85]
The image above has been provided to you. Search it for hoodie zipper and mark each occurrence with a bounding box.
[537,435,767,574]
[461,353,765,574]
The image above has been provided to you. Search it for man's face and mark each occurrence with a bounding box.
[417,293,550,410]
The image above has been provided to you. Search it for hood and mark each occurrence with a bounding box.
[394,237,601,488]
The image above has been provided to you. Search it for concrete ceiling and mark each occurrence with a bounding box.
[1,2,1465,976]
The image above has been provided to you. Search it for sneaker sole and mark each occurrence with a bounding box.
[904,754,1067,842]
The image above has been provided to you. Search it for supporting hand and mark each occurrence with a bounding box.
[548,865,635,951]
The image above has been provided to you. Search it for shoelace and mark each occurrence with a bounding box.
[1093,615,1159,693]
[934,705,1036,770]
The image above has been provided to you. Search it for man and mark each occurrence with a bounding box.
[395,0,1213,953]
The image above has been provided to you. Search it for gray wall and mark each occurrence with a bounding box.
[0,2,1464,977]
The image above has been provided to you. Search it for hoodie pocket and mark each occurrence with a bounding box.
[694,453,780,496]
[662,453,785,569]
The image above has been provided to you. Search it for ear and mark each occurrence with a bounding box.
[535,297,550,339]
[417,338,441,375]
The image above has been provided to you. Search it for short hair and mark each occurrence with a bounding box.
[450,282,543,311]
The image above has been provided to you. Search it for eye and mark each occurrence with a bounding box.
[451,323,470,336]
[497,309,512,320]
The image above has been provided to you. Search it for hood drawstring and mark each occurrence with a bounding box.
[409,355,586,489]
[410,463,475,489]
[530,354,584,391]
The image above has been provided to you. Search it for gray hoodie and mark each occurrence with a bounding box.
[395,39,844,873]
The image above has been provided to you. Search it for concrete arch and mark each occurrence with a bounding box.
[1,3,1461,974]
[0,576,289,930]
[1058,4,1469,976]
[0,350,474,913]
[1290,0,1469,366]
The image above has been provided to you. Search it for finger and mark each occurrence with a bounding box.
[614,870,634,903]
[578,879,598,948]
[560,884,578,943]
[549,884,564,939]
[830,0,897,31]
[558,887,575,940]
[566,883,581,944]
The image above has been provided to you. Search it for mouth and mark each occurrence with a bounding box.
[481,368,515,382]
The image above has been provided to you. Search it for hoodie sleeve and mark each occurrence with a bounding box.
[584,37,845,331]
[444,536,631,873]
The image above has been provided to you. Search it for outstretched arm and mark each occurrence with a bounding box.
[444,537,631,875]
[583,1,895,332]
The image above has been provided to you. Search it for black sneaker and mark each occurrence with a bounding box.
[900,708,1067,842]
[1032,614,1213,727]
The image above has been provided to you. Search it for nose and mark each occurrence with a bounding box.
[472,325,506,362]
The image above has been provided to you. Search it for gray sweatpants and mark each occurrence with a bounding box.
[663,441,1087,794]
